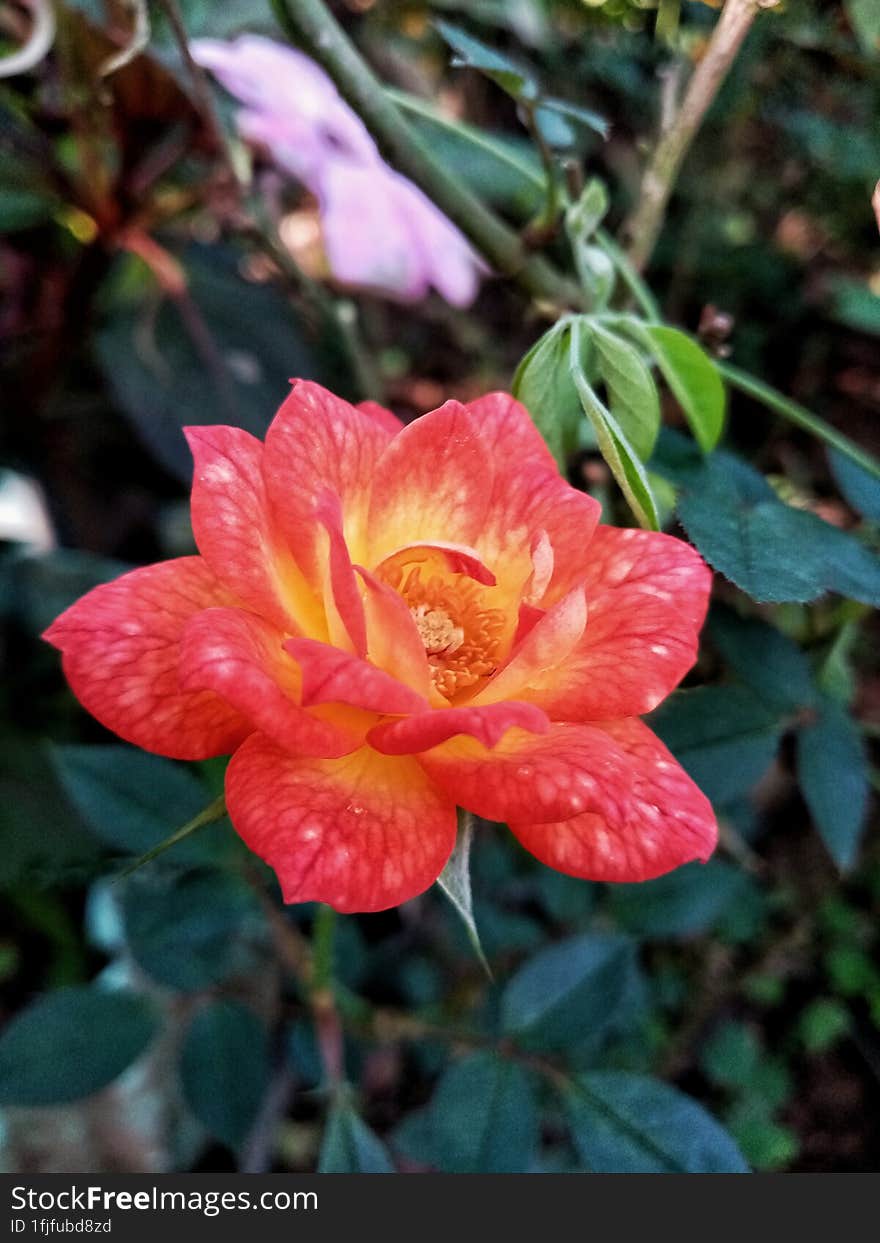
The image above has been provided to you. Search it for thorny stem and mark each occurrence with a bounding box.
[270,0,582,312]
[622,0,772,273]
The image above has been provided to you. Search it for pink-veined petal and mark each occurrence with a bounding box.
[368,700,549,755]
[262,380,391,577]
[43,558,250,760]
[508,717,717,882]
[356,566,431,699]
[510,527,712,720]
[225,735,457,912]
[185,424,322,635]
[367,400,493,560]
[179,608,360,758]
[418,721,634,826]
[284,637,428,715]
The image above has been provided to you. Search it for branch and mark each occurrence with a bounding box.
[260,893,345,1088]
[270,0,581,311]
[718,361,880,481]
[622,0,772,273]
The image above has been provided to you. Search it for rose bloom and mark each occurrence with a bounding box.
[191,36,482,307]
[44,384,716,912]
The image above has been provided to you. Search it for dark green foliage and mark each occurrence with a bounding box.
[179,1001,270,1150]
[120,869,266,991]
[0,987,159,1106]
[394,1053,539,1173]
[565,1072,749,1173]
[319,1100,395,1172]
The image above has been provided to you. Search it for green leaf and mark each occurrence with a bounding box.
[565,1072,749,1173]
[0,987,159,1106]
[566,197,615,306]
[708,607,817,712]
[500,933,637,1050]
[117,796,227,878]
[533,105,575,149]
[700,1021,761,1089]
[817,622,859,706]
[638,324,725,452]
[5,548,129,637]
[608,861,755,938]
[179,1000,269,1151]
[396,1053,538,1173]
[435,20,537,101]
[319,1100,395,1173]
[0,153,59,233]
[539,97,609,139]
[512,321,581,468]
[0,738,102,891]
[675,452,880,604]
[566,178,609,244]
[846,0,880,54]
[96,244,324,482]
[797,998,851,1053]
[120,869,265,991]
[828,276,880,334]
[830,448,880,521]
[51,744,214,858]
[649,685,784,805]
[592,322,661,460]
[436,813,491,979]
[796,700,869,870]
[571,322,659,529]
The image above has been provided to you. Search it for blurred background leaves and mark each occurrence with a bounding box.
[0,0,878,1175]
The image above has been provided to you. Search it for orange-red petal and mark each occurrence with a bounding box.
[225,735,457,912]
[507,717,717,882]
[357,399,404,435]
[43,558,250,760]
[180,607,359,758]
[185,425,320,635]
[463,393,601,601]
[262,381,391,577]
[315,490,368,657]
[506,527,712,720]
[375,541,497,587]
[476,584,588,705]
[367,400,493,559]
[368,700,549,755]
[284,637,429,715]
[418,722,634,825]
[356,566,431,699]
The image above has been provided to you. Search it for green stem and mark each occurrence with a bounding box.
[270,0,581,309]
[311,903,338,993]
[520,100,560,233]
[310,904,344,1087]
[115,794,226,878]
[595,228,662,321]
[718,361,880,481]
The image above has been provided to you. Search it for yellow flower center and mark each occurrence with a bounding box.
[381,560,506,702]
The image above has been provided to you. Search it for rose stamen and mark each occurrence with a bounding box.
[382,562,506,701]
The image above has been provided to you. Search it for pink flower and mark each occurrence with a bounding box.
[192,35,483,307]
